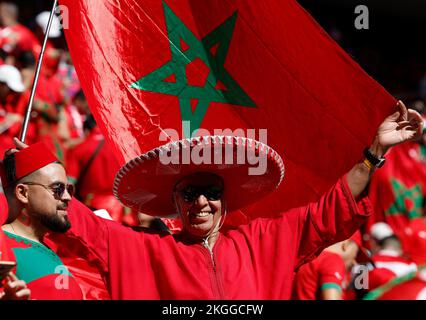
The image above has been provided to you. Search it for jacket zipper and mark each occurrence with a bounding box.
[203,238,215,268]
[203,238,225,299]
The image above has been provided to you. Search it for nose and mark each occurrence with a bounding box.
[194,194,209,207]
[61,186,73,201]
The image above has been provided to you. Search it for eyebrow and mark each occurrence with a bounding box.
[49,181,67,186]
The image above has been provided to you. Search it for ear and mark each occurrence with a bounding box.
[341,240,348,252]
[14,184,29,205]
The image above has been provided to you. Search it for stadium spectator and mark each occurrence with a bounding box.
[292,235,360,300]
[0,2,39,62]
[0,143,84,299]
[66,114,138,226]
[365,222,417,292]
[0,64,26,154]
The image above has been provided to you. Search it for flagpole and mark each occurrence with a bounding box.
[20,0,59,143]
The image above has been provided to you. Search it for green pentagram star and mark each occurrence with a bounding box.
[130,1,256,137]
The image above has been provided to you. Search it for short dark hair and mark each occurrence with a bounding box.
[73,89,86,102]
[378,235,400,248]
[83,114,97,131]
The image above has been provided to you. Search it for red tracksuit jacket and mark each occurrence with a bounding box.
[63,175,371,299]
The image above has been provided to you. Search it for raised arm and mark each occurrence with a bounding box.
[347,101,423,197]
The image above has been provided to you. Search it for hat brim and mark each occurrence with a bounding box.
[47,28,61,38]
[7,80,24,93]
[113,136,285,217]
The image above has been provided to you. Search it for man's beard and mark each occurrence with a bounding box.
[38,211,71,233]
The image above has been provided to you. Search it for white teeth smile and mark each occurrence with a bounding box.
[194,212,211,217]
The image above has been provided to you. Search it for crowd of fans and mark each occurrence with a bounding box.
[0,1,426,300]
[0,1,147,227]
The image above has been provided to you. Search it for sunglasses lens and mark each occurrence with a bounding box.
[206,187,223,201]
[52,183,74,198]
[181,186,223,202]
[67,184,75,197]
[182,187,198,202]
[53,184,66,198]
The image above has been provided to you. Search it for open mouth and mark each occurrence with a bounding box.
[190,211,212,222]
[193,211,211,218]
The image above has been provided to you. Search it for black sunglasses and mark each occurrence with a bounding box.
[23,182,75,199]
[179,185,224,202]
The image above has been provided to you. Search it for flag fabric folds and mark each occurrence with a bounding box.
[59,0,396,218]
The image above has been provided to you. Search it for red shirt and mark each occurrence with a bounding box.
[0,24,39,56]
[0,229,12,262]
[372,250,417,277]
[365,269,426,300]
[64,176,372,299]
[66,128,137,224]
[401,218,426,266]
[367,250,417,291]
[66,128,120,196]
[1,231,83,300]
[292,251,346,300]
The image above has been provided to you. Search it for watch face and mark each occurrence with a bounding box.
[377,158,386,168]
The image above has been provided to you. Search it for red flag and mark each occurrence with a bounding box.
[367,141,426,235]
[59,0,396,218]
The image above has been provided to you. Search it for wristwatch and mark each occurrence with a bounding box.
[363,148,386,168]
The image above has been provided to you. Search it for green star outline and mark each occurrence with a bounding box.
[130,1,256,137]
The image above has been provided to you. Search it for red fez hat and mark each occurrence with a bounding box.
[0,142,58,188]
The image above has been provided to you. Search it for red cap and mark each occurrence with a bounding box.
[0,142,58,188]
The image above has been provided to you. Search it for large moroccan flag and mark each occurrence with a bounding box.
[59,0,396,218]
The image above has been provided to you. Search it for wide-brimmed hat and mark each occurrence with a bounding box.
[113,135,284,217]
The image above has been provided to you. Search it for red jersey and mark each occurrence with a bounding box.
[0,229,12,262]
[366,250,417,291]
[401,218,426,266]
[292,251,346,299]
[364,269,426,300]
[66,128,120,196]
[0,24,39,57]
[66,128,137,225]
[372,250,417,277]
[1,231,83,300]
[64,176,372,299]
[0,91,28,142]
